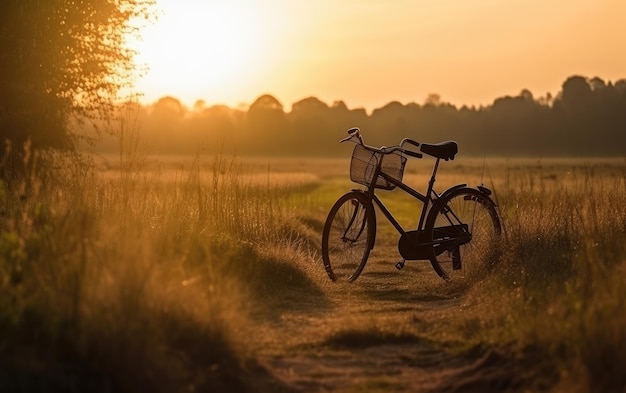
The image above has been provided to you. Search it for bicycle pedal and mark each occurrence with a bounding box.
[395,259,406,270]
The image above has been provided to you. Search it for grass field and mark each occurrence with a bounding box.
[1,149,625,392]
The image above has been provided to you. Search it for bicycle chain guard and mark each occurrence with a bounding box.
[398,230,432,260]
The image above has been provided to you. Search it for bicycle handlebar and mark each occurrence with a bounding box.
[400,138,422,158]
[340,127,423,159]
[340,127,363,144]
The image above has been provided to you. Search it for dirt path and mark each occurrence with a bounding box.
[252,244,530,393]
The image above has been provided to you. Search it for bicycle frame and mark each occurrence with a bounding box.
[363,156,441,237]
[361,155,468,239]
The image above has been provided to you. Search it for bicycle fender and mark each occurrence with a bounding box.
[438,185,498,207]
[350,189,377,250]
[476,186,498,206]
[438,184,467,200]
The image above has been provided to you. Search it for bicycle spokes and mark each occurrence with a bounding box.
[322,192,375,282]
[427,188,501,280]
[341,201,368,243]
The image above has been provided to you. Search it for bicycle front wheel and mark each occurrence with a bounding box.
[321,191,375,282]
[426,187,502,281]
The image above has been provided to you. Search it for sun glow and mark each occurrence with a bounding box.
[130,0,274,107]
[127,0,626,112]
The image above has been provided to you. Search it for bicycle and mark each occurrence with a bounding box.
[321,127,502,282]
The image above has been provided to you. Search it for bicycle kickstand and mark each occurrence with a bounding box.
[395,259,406,270]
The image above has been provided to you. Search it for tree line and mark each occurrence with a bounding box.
[94,75,626,157]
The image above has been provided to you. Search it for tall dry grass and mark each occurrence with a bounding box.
[0,137,320,391]
[2,141,624,392]
[455,159,626,391]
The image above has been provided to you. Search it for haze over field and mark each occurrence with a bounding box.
[94,74,626,158]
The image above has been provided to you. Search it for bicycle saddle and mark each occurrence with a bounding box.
[420,141,458,161]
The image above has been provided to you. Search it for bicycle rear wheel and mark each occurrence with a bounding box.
[322,191,375,282]
[426,187,502,281]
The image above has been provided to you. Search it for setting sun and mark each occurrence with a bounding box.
[130,0,276,108]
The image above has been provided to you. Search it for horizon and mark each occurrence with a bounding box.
[128,0,626,112]
[130,73,625,113]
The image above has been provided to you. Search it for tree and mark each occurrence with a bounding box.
[145,96,185,150]
[246,94,288,154]
[0,0,154,178]
[290,97,329,131]
[558,75,592,114]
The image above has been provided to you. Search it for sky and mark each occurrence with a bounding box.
[129,0,626,111]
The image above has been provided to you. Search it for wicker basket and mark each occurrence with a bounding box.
[350,144,407,190]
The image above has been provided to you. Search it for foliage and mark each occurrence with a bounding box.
[0,0,154,179]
